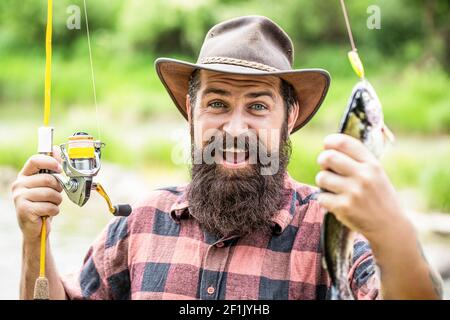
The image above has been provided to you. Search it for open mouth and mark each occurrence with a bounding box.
[218,147,250,167]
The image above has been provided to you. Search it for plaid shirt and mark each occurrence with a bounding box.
[61,175,380,300]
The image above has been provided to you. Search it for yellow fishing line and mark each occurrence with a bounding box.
[43,0,52,126]
[68,146,95,159]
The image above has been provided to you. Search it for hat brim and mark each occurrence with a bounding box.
[155,57,331,133]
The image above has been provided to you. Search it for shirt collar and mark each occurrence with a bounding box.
[169,174,299,235]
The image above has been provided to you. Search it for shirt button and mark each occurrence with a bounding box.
[207,286,215,295]
[216,242,224,248]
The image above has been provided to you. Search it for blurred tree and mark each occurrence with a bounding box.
[0,0,121,54]
[422,0,450,71]
[0,0,448,71]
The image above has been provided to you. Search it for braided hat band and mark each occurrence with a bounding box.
[200,57,279,73]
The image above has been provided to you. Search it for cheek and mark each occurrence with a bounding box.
[192,118,223,148]
[257,128,282,152]
[250,115,285,152]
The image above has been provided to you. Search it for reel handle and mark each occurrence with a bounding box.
[93,182,132,217]
[113,204,132,217]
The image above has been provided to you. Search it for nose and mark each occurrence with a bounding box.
[223,110,248,138]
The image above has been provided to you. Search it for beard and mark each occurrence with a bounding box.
[187,125,292,238]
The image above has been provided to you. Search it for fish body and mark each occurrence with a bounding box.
[321,79,393,300]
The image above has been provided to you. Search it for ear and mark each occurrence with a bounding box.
[286,101,299,134]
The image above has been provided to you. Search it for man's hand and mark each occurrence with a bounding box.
[315,133,443,299]
[12,147,67,299]
[314,133,405,241]
[12,147,63,241]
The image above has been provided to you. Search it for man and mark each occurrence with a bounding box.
[13,16,442,300]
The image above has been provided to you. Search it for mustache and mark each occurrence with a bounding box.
[191,129,289,176]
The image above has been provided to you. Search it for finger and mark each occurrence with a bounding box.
[315,170,351,195]
[317,149,361,176]
[24,200,60,219]
[20,154,62,176]
[324,134,374,163]
[24,187,63,206]
[317,192,347,214]
[20,174,63,192]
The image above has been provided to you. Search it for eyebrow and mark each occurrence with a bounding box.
[244,91,275,100]
[202,88,231,96]
[202,88,275,100]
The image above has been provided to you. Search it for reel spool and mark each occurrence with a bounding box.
[52,132,131,216]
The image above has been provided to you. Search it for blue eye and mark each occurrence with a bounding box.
[208,101,226,109]
[250,103,267,111]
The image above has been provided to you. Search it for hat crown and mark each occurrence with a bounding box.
[197,16,294,71]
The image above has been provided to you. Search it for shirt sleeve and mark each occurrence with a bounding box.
[347,233,382,300]
[60,216,130,300]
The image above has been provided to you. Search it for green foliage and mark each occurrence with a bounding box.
[421,156,450,212]
[1,0,448,69]
[383,152,421,188]
[288,133,323,186]
[378,67,450,134]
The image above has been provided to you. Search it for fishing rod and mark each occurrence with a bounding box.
[339,0,365,79]
[33,0,131,300]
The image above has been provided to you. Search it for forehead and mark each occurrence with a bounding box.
[199,70,281,93]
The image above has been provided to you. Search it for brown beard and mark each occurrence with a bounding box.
[187,126,292,238]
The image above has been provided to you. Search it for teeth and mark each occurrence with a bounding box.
[220,148,246,153]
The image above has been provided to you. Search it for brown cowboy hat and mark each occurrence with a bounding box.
[155,15,331,133]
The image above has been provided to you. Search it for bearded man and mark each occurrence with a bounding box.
[13,16,442,300]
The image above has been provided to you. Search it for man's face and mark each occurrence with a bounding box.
[189,70,290,173]
[186,70,298,238]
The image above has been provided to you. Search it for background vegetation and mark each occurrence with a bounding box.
[0,0,449,212]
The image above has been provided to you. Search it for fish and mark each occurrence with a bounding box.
[321,79,394,300]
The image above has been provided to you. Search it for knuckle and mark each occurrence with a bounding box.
[323,150,334,165]
[319,150,336,168]
[315,171,324,185]
[11,179,20,193]
[44,174,55,187]
[27,203,38,216]
[341,197,352,212]
[28,155,40,167]
[49,205,60,216]
[357,166,372,187]
[12,189,21,204]
[359,175,371,189]
[350,186,363,202]
[371,161,383,174]
[55,193,63,205]
[13,186,27,203]
[15,200,28,215]
[335,137,348,150]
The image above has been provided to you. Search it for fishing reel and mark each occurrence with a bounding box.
[39,129,132,217]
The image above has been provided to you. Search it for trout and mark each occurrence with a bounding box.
[321,79,394,300]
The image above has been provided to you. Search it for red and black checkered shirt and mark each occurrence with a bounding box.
[61,175,380,300]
